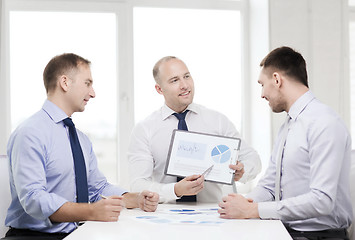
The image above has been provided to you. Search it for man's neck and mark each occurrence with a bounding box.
[285,86,309,113]
[47,94,73,117]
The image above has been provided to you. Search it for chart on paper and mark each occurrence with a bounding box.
[165,130,241,184]
[211,145,231,164]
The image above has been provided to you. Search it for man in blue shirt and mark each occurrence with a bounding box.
[4,53,159,239]
[218,46,352,239]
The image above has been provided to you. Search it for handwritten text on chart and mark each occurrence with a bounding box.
[176,141,207,160]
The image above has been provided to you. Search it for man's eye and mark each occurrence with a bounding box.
[184,75,190,79]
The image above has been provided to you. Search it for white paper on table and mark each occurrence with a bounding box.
[133,207,227,225]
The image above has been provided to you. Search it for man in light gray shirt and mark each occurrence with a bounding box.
[218,46,352,240]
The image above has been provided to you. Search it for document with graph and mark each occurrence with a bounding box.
[164,130,241,185]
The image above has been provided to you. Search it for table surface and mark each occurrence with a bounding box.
[64,203,292,240]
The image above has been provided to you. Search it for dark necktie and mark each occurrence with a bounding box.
[63,118,89,203]
[172,110,197,202]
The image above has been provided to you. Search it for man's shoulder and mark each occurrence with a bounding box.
[11,109,56,139]
[137,107,164,124]
[18,110,50,129]
[7,110,53,151]
[305,99,341,120]
[303,99,348,132]
[191,103,229,119]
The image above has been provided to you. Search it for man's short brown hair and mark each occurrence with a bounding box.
[260,46,308,87]
[43,53,91,93]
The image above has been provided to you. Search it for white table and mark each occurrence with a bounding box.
[64,203,292,240]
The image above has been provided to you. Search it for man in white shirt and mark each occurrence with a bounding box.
[218,46,352,239]
[128,56,261,203]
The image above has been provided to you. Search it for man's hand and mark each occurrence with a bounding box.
[50,195,125,223]
[137,190,159,212]
[218,193,259,219]
[122,191,159,212]
[229,162,245,182]
[89,195,125,222]
[174,175,204,197]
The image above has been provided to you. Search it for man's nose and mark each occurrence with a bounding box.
[90,87,96,98]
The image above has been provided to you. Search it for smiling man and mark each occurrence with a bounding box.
[4,53,159,239]
[128,56,261,203]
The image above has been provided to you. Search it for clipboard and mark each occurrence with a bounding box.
[164,130,241,185]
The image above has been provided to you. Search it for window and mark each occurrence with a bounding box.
[2,0,251,189]
[9,10,118,183]
[133,7,242,131]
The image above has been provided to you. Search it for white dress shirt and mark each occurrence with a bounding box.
[128,103,261,203]
[247,91,353,231]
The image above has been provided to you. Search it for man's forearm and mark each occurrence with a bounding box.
[49,202,93,222]
[122,192,139,209]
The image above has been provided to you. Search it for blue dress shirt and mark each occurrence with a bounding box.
[247,91,353,231]
[6,100,126,233]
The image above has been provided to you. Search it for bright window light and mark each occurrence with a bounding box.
[9,11,118,183]
[133,7,242,130]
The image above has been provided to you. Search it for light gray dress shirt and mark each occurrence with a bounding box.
[128,103,261,203]
[247,91,353,231]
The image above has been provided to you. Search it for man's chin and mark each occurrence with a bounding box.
[271,106,284,113]
[77,107,86,113]
[182,100,193,108]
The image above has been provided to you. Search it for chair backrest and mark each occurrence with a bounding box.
[349,150,355,240]
[0,155,11,237]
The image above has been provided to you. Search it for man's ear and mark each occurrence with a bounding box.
[59,75,70,92]
[273,72,282,88]
[155,83,163,95]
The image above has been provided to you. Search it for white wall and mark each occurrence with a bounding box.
[247,0,271,174]
[268,0,349,140]
[0,0,11,155]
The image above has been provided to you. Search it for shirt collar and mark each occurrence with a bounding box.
[161,103,200,121]
[42,99,69,124]
[288,90,315,120]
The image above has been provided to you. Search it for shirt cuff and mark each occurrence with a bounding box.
[258,201,280,220]
[161,182,178,202]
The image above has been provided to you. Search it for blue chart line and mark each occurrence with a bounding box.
[134,208,226,225]
[211,145,231,163]
[169,209,195,212]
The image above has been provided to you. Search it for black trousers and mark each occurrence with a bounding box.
[2,227,70,240]
[285,226,349,240]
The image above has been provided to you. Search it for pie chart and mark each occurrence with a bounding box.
[211,145,231,163]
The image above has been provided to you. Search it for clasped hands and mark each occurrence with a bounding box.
[94,190,159,222]
[218,193,259,219]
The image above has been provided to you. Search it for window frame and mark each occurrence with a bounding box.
[0,0,251,188]
[349,5,355,147]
